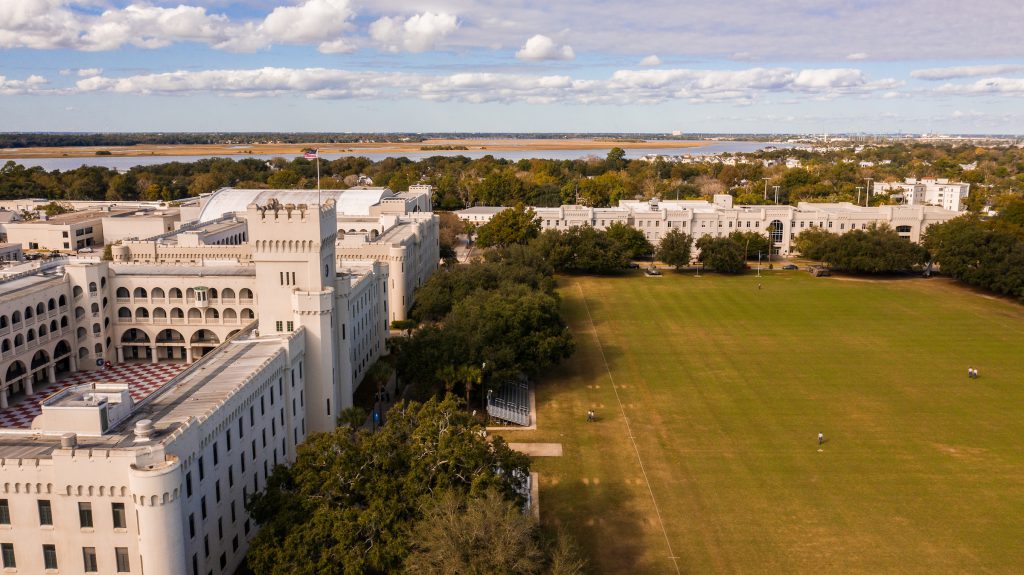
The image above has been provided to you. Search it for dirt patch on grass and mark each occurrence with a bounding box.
[932,443,988,459]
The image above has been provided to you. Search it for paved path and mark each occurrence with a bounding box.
[508,442,563,456]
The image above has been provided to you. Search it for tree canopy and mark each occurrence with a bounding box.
[656,228,694,269]
[246,395,531,575]
[795,224,930,274]
[695,235,746,273]
[475,205,541,248]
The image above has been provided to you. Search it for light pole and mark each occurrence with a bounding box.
[773,185,780,204]
[856,186,863,204]
[757,251,762,277]
[762,178,770,201]
[864,178,873,206]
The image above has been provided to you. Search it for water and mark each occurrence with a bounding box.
[1,141,800,172]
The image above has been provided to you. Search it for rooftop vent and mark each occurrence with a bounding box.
[134,419,156,440]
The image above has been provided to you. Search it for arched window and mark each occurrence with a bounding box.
[73,286,83,298]
[48,298,56,311]
[25,306,33,319]
[95,343,103,355]
[58,295,67,306]
[171,308,184,319]
[152,287,165,299]
[133,287,148,299]
[209,288,218,299]
[102,297,108,308]
[38,325,47,336]
[169,288,183,299]
[60,316,68,328]
[77,327,87,339]
[36,302,45,315]
[100,277,106,288]
[222,288,236,300]
[135,308,150,319]
[0,315,7,329]
[240,308,254,320]
[49,320,57,332]
[206,308,220,319]
[116,287,130,298]
[1,339,9,352]
[153,308,167,319]
[90,303,99,314]
[75,307,85,319]
[14,334,24,347]
[768,220,784,244]
[188,308,202,319]
[240,288,253,300]
[88,282,97,293]
[118,307,131,318]
[27,329,35,342]
[92,323,101,334]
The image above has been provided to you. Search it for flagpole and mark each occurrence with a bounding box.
[316,149,321,206]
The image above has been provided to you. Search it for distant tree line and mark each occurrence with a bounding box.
[3,142,1024,212]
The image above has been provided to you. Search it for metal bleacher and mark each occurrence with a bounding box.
[487,376,531,426]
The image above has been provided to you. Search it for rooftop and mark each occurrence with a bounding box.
[198,187,396,222]
[109,264,256,277]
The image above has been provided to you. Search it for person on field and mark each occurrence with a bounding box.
[968,367,974,379]
[818,432,824,446]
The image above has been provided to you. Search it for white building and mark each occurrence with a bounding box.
[453,206,508,225]
[529,194,961,258]
[0,188,439,575]
[874,178,970,211]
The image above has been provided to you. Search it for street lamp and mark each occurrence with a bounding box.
[762,178,770,201]
[864,178,873,206]
[757,251,762,277]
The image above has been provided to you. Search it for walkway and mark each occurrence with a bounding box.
[0,362,186,429]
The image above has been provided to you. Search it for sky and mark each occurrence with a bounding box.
[1,0,1024,134]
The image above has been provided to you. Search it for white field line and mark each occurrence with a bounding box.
[577,283,682,574]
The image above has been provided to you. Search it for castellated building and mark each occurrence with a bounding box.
[0,187,438,574]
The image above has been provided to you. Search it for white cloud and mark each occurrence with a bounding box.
[846,52,868,60]
[515,34,574,61]
[71,65,900,106]
[261,0,353,47]
[369,12,458,53]
[0,0,355,53]
[0,74,48,95]
[639,55,661,67]
[911,64,1024,80]
[77,68,102,77]
[936,77,1024,96]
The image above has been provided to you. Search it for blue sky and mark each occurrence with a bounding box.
[1,0,1023,133]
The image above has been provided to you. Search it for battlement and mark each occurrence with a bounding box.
[246,198,335,223]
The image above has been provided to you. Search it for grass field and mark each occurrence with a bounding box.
[497,272,1024,574]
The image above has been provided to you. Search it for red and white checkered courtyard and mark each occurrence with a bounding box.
[0,363,187,429]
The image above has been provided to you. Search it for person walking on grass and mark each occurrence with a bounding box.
[818,432,824,446]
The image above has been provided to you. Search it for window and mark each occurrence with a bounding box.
[111,502,127,529]
[79,502,93,528]
[275,321,283,331]
[186,471,193,497]
[213,442,219,466]
[0,500,8,524]
[115,547,130,572]
[198,456,205,480]
[201,497,207,519]
[38,499,53,525]
[204,535,209,558]
[43,544,57,569]
[83,547,98,572]
[1,543,14,568]
[215,480,221,503]
[189,514,196,538]
[286,321,294,332]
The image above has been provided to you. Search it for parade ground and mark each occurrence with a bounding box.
[498,272,1024,574]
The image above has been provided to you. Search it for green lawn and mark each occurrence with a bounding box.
[496,272,1024,574]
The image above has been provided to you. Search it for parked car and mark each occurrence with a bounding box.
[645,266,662,276]
[628,262,641,269]
[782,264,799,270]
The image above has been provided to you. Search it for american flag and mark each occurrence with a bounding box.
[304,150,318,159]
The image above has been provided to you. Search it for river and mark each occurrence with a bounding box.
[2,141,800,171]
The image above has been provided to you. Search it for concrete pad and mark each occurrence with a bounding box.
[508,442,563,456]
